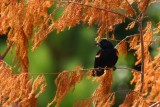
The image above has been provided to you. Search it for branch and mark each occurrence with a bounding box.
[116,66,140,72]
[114,34,138,49]
[80,66,140,73]
[139,0,151,93]
[62,0,135,21]
[0,42,13,60]
[139,20,144,93]
[149,101,160,107]
[102,37,160,44]
[13,66,140,75]
[125,0,137,17]
[140,0,151,14]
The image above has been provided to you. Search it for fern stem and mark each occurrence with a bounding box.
[139,20,144,93]
[139,0,151,93]
[0,42,13,60]
[114,34,138,49]
[62,0,135,21]
[11,66,140,75]
[149,101,160,107]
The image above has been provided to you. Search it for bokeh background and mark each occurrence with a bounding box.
[0,2,160,107]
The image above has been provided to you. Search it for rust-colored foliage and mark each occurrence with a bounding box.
[129,35,139,50]
[73,69,114,107]
[48,66,84,107]
[0,0,139,71]
[130,22,153,93]
[120,91,148,107]
[133,22,152,66]
[56,0,135,39]
[74,98,92,107]
[1,0,160,106]
[0,61,47,107]
[130,41,160,104]
[0,0,54,72]
[117,41,128,57]
[123,21,160,107]
[92,69,115,107]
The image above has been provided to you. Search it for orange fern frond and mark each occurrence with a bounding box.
[92,69,114,107]
[48,66,84,107]
[0,0,54,72]
[117,41,128,56]
[129,35,139,50]
[74,98,92,107]
[0,61,46,107]
[120,91,148,107]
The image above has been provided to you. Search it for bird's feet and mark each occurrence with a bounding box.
[97,67,102,71]
[92,67,104,76]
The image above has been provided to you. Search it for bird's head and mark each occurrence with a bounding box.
[96,39,114,50]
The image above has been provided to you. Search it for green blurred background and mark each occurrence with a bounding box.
[0,2,160,107]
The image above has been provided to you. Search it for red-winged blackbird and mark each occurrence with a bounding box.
[92,39,119,76]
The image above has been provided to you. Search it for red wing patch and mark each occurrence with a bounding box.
[116,51,119,56]
[96,51,101,58]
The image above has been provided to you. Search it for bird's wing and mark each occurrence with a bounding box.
[94,50,102,68]
[114,48,119,56]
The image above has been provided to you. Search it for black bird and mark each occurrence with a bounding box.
[92,39,119,76]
